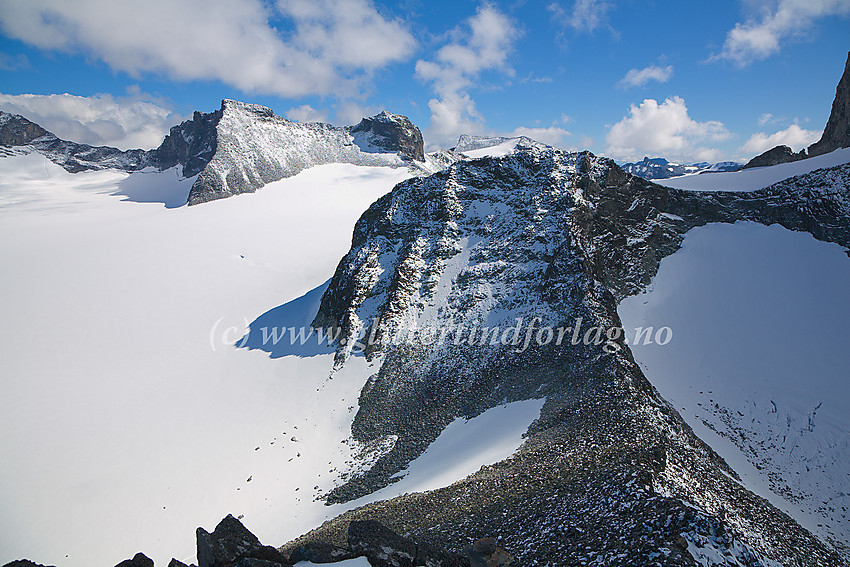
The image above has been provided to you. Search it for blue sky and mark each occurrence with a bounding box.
[0,0,848,163]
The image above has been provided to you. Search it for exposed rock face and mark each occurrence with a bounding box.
[743,144,807,169]
[351,111,425,162]
[151,108,222,177]
[114,553,155,567]
[290,147,850,565]
[186,100,414,205]
[289,519,469,567]
[808,51,850,157]
[0,112,49,145]
[196,514,289,567]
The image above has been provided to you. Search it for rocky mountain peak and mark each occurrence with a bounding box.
[0,111,52,146]
[151,107,222,177]
[350,110,425,162]
[808,50,850,157]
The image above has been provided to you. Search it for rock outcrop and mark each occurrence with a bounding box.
[742,144,807,169]
[114,553,154,567]
[196,515,289,567]
[351,111,425,162]
[808,51,850,157]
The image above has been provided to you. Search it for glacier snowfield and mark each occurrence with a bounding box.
[618,221,850,552]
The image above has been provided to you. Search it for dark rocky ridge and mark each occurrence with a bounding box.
[298,147,850,565]
[745,51,850,169]
[743,144,807,169]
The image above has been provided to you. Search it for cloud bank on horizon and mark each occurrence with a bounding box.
[0,0,847,160]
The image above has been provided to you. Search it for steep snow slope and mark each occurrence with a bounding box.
[656,147,850,191]
[619,222,850,554]
[0,155,411,567]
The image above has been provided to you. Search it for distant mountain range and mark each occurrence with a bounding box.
[619,156,743,180]
[0,101,446,205]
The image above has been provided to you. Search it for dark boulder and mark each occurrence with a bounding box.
[114,553,155,567]
[464,538,513,567]
[196,515,289,567]
[287,541,357,564]
[347,520,417,567]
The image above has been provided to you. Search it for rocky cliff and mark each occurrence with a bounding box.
[745,51,850,168]
[809,51,850,157]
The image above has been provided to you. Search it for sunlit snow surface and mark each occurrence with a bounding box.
[0,154,544,567]
[619,222,850,552]
[337,399,545,510]
[655,147,850,191]
[0,155,410,567]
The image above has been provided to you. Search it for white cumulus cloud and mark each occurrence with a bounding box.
[0,91,182,149]
[606,96,730,162]
[618,65,673,88]
[0,0,415,99]
[741,123,821,154]
[548,0,612,33]
[285,104,329,123]
[715,0,850,66]
[415,5,521,148]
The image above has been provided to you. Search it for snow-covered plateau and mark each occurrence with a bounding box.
[0,154,461,567]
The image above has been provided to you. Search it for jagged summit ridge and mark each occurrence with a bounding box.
[187,100,419,205]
